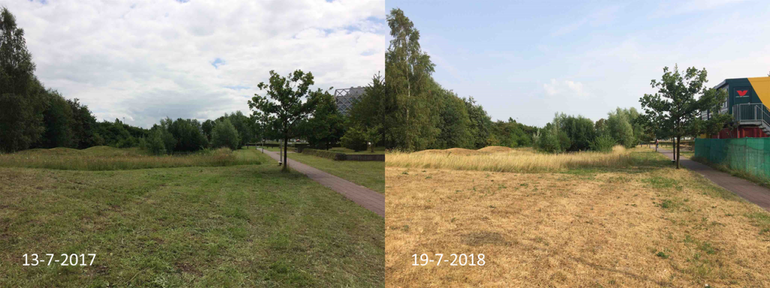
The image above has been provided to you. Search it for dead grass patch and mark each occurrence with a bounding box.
[477,146,515,153]
[385,150,770,287]
[413,148,484,156]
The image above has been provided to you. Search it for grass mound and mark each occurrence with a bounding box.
[83,145,146,157]
[16,147,83,155]
[414,148,484,156]
[0,147,261,170]
[477,146,514,153]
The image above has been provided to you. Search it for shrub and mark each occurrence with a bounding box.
[535,125,565,153]
[143,129,166,155]
[302,148,346,160]
[211,119,240,150]
[167,118,209,152]
[607,108,636,148]
[160,129,176,154]
[591,134,616,152]
[340,126,368,152]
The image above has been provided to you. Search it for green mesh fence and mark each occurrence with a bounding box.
[694,138,770,180]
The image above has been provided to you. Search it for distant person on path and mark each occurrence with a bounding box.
[655,139,658,152]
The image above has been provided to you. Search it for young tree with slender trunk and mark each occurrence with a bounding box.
[639,65,728,169]
[386,8,437,151]
[248,70,318,172]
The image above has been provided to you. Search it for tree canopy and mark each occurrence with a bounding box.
[249,70,319,171]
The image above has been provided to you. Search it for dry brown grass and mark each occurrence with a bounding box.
[385,148,770,287]
[388,146,634,173]
[414,148,482,156]
[477,146,515,153]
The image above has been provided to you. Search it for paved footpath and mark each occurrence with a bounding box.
[261,149,385,217]
[657,148,770,211]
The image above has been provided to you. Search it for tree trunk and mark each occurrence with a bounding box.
[675,136,681,169]
[282,135,289,172]
[406,79,411,150]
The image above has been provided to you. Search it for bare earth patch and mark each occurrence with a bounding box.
[386,151,770,287]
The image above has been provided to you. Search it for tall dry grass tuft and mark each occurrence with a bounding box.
[387,145,635,173]
[0,147,260,170]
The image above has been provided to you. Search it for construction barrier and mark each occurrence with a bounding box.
[694,138,770,180]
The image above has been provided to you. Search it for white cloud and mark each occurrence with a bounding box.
[543,79,589,98]
[6,0,385,127]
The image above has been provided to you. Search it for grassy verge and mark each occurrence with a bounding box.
[386,147,770,286]
[258,146,384,193]
[0,146,259,170]
[0,149,383,287]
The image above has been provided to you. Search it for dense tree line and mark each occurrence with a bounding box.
[533,108,645,153]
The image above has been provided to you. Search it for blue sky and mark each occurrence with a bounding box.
[386,0,770,127]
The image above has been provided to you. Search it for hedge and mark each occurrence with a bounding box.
[300,148,385,161]
[301,148,346,160]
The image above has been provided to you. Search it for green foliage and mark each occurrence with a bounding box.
[555,113,595,151]
[201,119,214,142]
[0,8,45,152]
[386,8,439,151]
[167,118,208,152]
[211,118,240,150]
[464,97,493,149]
[249,69,319,171]
[218,111,254,149]
[489,118,535,148]
[67,98,97,149]
[348,72,394,149]
[143,128,166,155]
[301,148,346,161]
[38,90,74,148]
[607,108,636,148]
[157,118,176,154]
[363,125,383,153]
[302,89,345,149]
[434,86,473,149]
[557,129,571,151]
[590,134,616,152]
[341,126,369,152]
[640,65,729,168]
[535,123,565,153]
[94,119,143,148]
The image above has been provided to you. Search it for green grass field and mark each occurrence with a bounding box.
[261,147,384,193]
[0,148,384,287]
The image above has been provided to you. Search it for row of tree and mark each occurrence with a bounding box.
[533,108,646,153]
[2,5,736,169]
[343,8,540,152]
[0,7,262,155]
[379,7,734,167]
